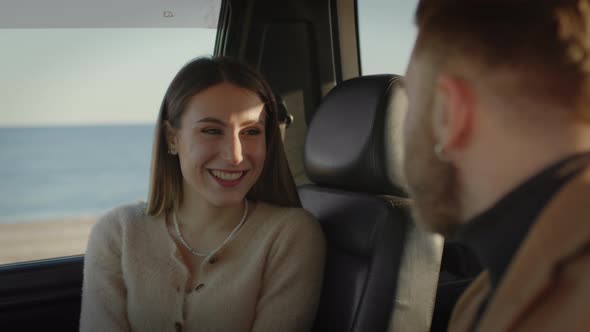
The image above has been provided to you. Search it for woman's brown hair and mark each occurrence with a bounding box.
[146,56,301,216]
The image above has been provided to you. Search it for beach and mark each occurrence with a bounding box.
[0,217,97,265]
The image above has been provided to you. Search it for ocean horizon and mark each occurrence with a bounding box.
[0,124,155,223]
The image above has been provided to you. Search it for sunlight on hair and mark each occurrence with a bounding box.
[557,0,590,73]
[556,0,590,120]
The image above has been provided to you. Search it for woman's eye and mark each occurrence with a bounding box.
[243,128,262,136]
[201,128,222,135]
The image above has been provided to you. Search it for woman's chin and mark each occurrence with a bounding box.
[205,193,248,208]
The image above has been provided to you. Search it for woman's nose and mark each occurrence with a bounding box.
[222,134,243,165]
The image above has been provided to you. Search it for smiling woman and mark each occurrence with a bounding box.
[165,83,268,206]
[79,57,326,332]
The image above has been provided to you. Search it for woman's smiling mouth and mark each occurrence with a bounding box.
[209,169,248,187]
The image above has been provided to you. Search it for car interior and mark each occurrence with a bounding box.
[301,73,442,332]
[0,0,482,330]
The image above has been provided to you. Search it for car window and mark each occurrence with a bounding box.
[357,0,418,75]
[0,0,222,265]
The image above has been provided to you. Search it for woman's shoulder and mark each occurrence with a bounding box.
[255,201,323,239]
[90,201,150,239]
[253,201,326,264]
[256,201,314,222]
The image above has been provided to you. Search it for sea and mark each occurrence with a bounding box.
[0,124,155,223]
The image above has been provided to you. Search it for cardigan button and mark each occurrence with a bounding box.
[195,283,205,292]
[174,322,183,332]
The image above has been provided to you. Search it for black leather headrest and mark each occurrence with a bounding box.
[304,75,408,196]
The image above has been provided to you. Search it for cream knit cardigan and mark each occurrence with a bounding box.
[79,201,325,332]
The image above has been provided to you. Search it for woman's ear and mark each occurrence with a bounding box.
[164,121,178,154]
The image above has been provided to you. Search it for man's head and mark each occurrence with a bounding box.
[403,0,590,236]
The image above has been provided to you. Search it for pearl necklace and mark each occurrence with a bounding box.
[172,200,248,257]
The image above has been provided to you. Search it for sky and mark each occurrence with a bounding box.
[0,28,217,127]
[0,0,417,127]
[358,0,418,76]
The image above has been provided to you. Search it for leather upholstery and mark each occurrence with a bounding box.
[300,188,409,332]
[304,75,408,197]
[300,75,416,332]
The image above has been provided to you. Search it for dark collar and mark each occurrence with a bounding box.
[455,152,590,289]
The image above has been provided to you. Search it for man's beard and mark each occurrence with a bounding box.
[402,112,463,237]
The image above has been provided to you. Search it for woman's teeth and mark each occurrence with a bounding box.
[211,170,244,181]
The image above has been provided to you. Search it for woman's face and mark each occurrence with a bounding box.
[167,82,267,207]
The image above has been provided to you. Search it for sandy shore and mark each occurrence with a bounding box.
[0,217,97,265]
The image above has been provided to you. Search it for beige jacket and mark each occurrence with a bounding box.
[80,201,326,332]
[449,167,590,332]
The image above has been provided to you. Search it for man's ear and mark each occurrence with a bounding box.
[433,75,476,152]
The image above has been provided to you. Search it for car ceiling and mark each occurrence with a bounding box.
[0,0,221,28]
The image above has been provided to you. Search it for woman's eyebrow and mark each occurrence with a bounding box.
[196,117,265,126]
[241,119,265,126]
[197,117,226,126]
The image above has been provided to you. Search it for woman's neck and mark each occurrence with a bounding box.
[175,189,246,237]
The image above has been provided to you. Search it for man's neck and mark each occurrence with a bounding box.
[459,134,590,222]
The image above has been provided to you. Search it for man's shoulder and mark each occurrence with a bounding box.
[558,246,590,292]
[516,248,590,331]
[449,166,590,332]
[535,165,590,260]
[548,164,590,214]
[448,271,490,332]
